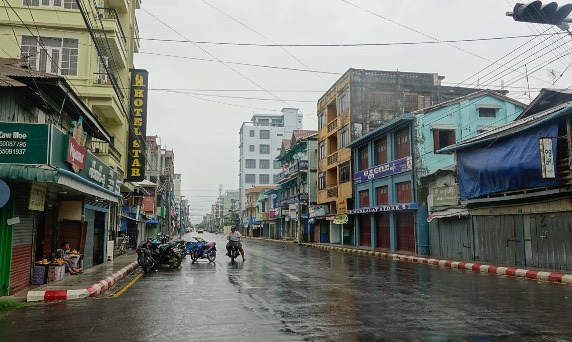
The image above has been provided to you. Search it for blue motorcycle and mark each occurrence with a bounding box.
[185,237,217,263]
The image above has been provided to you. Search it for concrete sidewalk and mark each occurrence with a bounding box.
[253,237,572,285]
[19,252,139,302]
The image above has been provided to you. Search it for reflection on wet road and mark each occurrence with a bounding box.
[1,232,572,341]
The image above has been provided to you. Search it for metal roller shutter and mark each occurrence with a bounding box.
[9,183,33,294]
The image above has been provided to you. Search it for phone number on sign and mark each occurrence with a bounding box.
[0,148,26,155]
[0,141,26,147]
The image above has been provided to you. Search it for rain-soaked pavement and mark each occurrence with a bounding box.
[1,232,572,341]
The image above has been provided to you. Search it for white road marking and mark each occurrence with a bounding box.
[275,268,302,281]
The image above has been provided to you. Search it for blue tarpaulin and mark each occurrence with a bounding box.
[458,123,562,200]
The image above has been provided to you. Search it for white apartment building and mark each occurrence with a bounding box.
[238,108,303,213]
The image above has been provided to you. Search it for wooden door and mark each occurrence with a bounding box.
[396,212,415,252]
[376,213,390,249]
[359,215,371,247]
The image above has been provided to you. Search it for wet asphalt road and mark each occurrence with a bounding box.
[1,232,572,341]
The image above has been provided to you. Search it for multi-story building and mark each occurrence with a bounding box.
[243,186,273,236]
[238,108,303,217]
[347,90,524,255]
[0,0,141,180]
[274,130,318,241]
[316,68,481,246]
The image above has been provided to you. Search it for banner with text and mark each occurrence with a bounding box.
[125,69,149,182]
[353,156,412,184]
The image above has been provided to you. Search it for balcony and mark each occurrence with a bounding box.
[92,138,122,165]
[94,72,113,86]
[274,160,309,183]
[327,118,338,133]
[106,0,129,12]
[327,186,338,198]
[327,152,338,166]
[96,7,128,68]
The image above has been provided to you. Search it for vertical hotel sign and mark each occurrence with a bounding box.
[125,69,148,181]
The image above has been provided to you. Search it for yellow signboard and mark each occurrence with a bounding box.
[337,198,347,214]
[28,183,46,211]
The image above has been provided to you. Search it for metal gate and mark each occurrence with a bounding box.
[375,213,390,249]
[396,212,415,252]
[359,215,371,247]
[10,185,33,294]
[473,215,524,266]
[429,217,472,260]
[528,212,572,270]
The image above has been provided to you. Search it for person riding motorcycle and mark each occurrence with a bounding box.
[226,227,245,261]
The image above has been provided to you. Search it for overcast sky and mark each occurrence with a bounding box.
[134,0,572,222]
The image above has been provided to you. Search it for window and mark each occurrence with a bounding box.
[259,119,269,124]
[433,129,456,152]
[245,174,255,184]
[260,144,270,154]
[396,182,412,203]
[339,162,350,183]
[404,93,431,112]
[249,130,255,137]
[260,130,270,139]
[339,125,350,148]
[318,172,326,190]
[24,0,78,9]
[259,159,270,169]
[319,141,326,159]
[358,146,369,171]
[273,161,282,169]
[369,92,397,111]
[376,186,388,205]
[337,88,350,114]
[318,110,326,129]
[21,36,79,76]
[245,159,256,169]
[249,145,255,152]
[478,108,497,118]
[272,119,282,124]
[359,190,370,208]
[374,137,387,165]
[395,127,410,159]
[259,174,270,184]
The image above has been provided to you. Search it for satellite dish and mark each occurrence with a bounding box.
[0,180,10,208]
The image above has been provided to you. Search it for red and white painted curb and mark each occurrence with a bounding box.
[27,261,139,302]
[305,243,572,285]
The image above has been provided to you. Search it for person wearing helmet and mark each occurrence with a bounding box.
[226,226,245,261]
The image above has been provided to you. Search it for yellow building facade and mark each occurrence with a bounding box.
[0,0,140,177]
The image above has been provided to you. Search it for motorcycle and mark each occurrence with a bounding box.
[228,240,241,263]
[185,237,217,263]
[136,239,182,273]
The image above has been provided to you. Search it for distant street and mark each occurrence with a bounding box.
[1,232,572,341]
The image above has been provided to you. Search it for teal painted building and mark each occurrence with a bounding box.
[349,90,524,255]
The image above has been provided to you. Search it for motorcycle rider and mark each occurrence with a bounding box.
[226,226,245,261]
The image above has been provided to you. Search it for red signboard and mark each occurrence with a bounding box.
[66,136,87,171]
[143,196,155,213]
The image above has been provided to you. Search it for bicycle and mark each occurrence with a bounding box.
[113,236,130,258]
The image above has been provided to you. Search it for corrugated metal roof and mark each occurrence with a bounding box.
[0,58,60,80]
[439,100,572,153]
[0,75,25,87]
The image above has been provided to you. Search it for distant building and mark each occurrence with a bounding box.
[238,108,303,216]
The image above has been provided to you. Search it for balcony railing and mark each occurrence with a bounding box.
[327,186,338,198]
[94,72,112,85]
[92,139,122,164]
[327,152,338,165]
[327,118,338,132]
[96,7,127,53]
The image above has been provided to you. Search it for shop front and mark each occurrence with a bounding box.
[0,122,121,295]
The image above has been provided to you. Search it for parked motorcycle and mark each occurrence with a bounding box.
[185,237,217,263]
[136,239,182,273]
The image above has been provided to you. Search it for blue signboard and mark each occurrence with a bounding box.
[353,156,412,184]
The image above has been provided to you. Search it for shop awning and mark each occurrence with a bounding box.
[427,207,469,222]
[57,169,121,202]
[0,164,58,182]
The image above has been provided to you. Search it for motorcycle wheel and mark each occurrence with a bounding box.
[190,251,199,262]
[169,252,182,268]
[207,251,216,262]
[141,255,151,273]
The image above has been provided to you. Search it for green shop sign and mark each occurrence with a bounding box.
[50,126,121,195]
[0,122,50,164]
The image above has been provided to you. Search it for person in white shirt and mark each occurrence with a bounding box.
[226,227,245,261]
